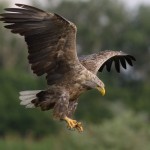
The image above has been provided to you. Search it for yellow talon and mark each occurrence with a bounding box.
[75,122,83,132]
[64,116,83,132]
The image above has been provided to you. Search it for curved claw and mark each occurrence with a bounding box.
[75,122,83,132]
[64,116,83,132]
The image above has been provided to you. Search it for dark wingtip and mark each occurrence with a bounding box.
[99,64,105,72]
[15,3,23,7]
[0,13,4,16]
[15,3,45,13]
[4,8,10,11]
[127,55,136,61]
[15,3,27,8]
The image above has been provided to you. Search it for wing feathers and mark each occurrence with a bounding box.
[114,58,120,72]
[0,13,41,19]
[99,54,136,73]
[15,4,46,13]
[80,51,136,74]
[106,59,113,72]
[0,4,78,85]
[120,57,127,69]
[125,56,133,66]
[4,8,36,14]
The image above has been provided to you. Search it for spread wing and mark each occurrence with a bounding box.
[0,4,79,85]
[80,50,136,74]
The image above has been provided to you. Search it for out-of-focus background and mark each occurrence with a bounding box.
[0,0,150,149]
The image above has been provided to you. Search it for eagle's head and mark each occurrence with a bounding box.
[83,75,105,96]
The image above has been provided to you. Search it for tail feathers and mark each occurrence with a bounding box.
[19,90,41,108]
[20,90,41,96]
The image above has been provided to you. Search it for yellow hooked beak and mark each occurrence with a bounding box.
[97,87,105,96]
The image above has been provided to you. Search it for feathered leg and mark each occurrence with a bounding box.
[53,92,83,132]
[67,100,78,118]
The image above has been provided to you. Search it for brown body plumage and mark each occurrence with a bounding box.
[0,4,136,132]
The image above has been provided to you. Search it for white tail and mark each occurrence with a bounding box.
[19,90,41,108]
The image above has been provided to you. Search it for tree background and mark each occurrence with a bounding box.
[0,0,150,149]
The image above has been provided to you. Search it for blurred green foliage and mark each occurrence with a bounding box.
[0,110,150,150]
[0,0,150,149]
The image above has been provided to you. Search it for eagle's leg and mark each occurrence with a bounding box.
[53,91,83,132]
[67,100,78,118]
[65,100,83,132]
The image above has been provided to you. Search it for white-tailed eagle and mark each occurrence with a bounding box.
[0,4,136,132]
